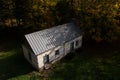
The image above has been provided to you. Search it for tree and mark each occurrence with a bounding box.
[70,0,119,42]
[14,0,32,26]
[30,0,57,29]
[0,0,15,27]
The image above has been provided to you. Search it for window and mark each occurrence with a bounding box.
[55,50,59,55]
[75,40,79,46]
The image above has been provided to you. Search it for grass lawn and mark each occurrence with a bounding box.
[0,37,120,80]
[47,41,120,80]
[0,37,42,80]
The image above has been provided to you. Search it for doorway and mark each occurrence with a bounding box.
[44,55,49,64]
[70,42,74,51]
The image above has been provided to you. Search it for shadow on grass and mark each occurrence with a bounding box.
[0,38,34,80]
[47,41,120,80]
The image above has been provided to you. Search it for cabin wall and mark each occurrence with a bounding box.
[37,35,82,69]
[37,50,51,69]
[37,45,64,69]
[22,45,28,59]
[22,44,38,69]
[49,45,64,63]
[65,42,71,54]
[65,35,82,55]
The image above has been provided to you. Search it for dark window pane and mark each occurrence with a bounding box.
[75,40,79,46]
[55,50,59,55]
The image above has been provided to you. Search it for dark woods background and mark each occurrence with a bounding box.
[0,0,120,42]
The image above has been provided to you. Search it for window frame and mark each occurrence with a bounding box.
[55,50,60,56]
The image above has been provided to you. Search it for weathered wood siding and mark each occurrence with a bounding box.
[37,35,82,69]
[37,50,51,69]
[37,45,64,69]
[65,35,82,54]
[23,35,82,70]
[22,44,38,69]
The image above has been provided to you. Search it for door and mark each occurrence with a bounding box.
[44,55,49,64]
[70,42,74,51]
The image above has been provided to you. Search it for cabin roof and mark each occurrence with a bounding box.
[25,22,82,55]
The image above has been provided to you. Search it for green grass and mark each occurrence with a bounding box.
[47,42,120,80]
[47,54,120,80]
[0,38,42,80]
[0,37,120,80]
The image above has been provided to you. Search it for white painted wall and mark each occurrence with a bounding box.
[37,35,82,69]
[65,42,71,55]
[23,35,83,70]
[37,45,64,69]
[37,50,51,69]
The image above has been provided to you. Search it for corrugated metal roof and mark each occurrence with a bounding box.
[25,22,82,55]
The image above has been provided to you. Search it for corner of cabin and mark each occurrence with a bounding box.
[37,50,51,69]
[22,42,39,70]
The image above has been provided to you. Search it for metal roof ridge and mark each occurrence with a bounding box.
[25,22,71,36]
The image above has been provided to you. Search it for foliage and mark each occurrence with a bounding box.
[0,0,15,26]
[0,0,120,42]
[30,0,57,29]
[14,0,32,26]
[70,0,120,42]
